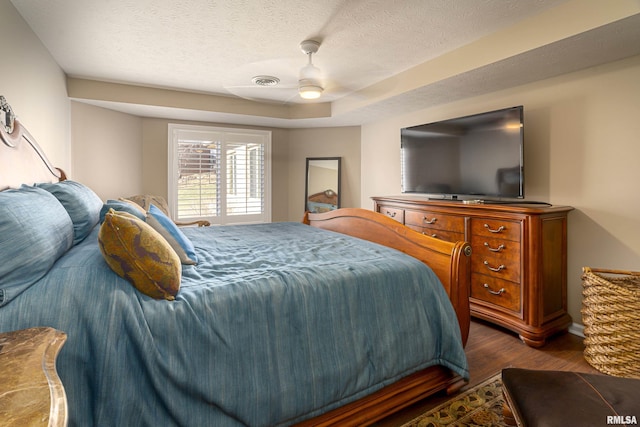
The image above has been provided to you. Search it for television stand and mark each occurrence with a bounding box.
[372,196,573,347]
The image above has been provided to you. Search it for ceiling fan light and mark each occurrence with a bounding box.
[297,40,323,100]
[299,83,323,99]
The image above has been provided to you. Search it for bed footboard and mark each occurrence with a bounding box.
[302,208,472,427]
[303,208,471,345]
[295,365,466,427]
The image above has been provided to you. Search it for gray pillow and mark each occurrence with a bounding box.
[0,185,74,307]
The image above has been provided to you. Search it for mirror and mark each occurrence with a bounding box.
[305,157,341,213]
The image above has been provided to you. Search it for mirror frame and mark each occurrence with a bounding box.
[304,157,341,213]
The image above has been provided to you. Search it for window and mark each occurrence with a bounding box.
[168,124,271,224]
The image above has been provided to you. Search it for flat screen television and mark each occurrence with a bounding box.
[401,106,524,200]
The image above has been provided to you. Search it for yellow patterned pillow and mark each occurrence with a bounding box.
[98,209,181,300]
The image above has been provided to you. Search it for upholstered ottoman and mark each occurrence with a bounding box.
[501,368,640,426]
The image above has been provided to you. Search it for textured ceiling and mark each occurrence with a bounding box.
[10,0,640,127]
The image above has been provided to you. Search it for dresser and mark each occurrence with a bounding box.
[373,196,573,347]
[0,327,68,426]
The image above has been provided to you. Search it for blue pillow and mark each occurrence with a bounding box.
[38,180,103,244]
[0,186,74,307]
[145,204,198,265]
[100,199,146,223]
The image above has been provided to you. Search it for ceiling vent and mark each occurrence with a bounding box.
[251,75,280,86]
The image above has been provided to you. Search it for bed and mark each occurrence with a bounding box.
[306,189,338,213]
[0,97,472,427]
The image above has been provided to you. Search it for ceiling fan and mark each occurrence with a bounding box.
[297,39,323,99]
[223,39,328,103]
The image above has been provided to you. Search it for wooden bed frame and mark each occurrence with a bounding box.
[0,97,65,190]
[1,96,472,427]
[301,209,471,426]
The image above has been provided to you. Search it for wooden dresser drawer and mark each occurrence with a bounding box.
[405,210,464,233]
[378,206,404,223]
[471,236,521,282]
[407,224,464,243]
[471,274,521,313]
[470,218,521,241]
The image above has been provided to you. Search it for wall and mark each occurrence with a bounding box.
[141,122,360,223]
[288,127,361,221]
[69,107,361,222]
[360,55,640,326]
[0,1,70,172]
[70,102,143,200]
[307,163,338,195]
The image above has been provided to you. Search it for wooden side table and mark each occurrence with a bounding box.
[0,327,68,426]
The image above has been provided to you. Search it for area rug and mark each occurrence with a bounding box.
[401,373,505,427]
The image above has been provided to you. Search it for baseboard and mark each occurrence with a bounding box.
[568,322,584,338]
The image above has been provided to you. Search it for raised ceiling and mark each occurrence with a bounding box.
[11,0,640,127]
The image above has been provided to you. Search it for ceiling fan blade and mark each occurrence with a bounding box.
[307,0,378,41]
[224,83,297,90]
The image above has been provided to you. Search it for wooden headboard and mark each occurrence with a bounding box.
[0,96,65,190]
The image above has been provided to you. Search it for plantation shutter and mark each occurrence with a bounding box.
[225,133,265,217]
[176,137,221,219]
[169,125,271,224]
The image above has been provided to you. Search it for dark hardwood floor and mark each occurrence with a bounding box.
[374,319,599,426]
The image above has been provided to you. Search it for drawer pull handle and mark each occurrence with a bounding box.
[484,242,505,252]
[484,284,506,295]
[423,217,437,224]
[483,261,505,272]
[483,224,505,233]
[385,211,396,218]
[421,232,439,238]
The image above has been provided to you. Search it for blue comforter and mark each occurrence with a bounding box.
[0,222,468,426]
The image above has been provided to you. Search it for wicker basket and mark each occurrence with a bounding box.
[581,267,640,378]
